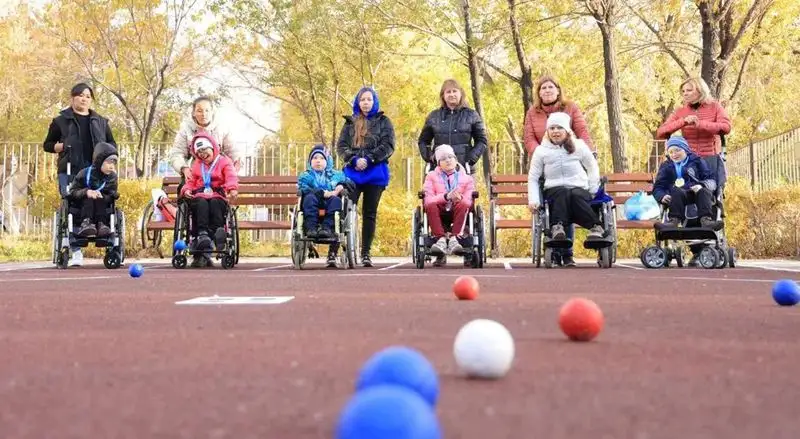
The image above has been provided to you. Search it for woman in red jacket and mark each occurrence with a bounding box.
[657,76,731,266]
[523,75,594,266]
[657,76,731,186]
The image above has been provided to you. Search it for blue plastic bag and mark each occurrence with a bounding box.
[624,191,660,220]
[623,191,642,220]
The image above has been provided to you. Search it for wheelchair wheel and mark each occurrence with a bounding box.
[641,246,667,269]
[221,254,235,269]
[232,209,240,265]
[172,254,187,269]
[698,247,719,269]
[103,250,122,269]
[291,211,306,269]
[51,211,60,265]
[727,247,736,268]
[346,202,358,269]
[598,247,612,268]
[674,245,684,267]
[543,247,553,269]
[116,210,126,265]
[172,202,189,259]
[415,249,425,269]
[475,206,485,268]
[411,207,420,265]
[714,247,727,269]
[532,214,543,267]
[140,200,163,257]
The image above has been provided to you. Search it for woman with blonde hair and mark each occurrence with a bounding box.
[418,79,488,170]
[337,87,396,267]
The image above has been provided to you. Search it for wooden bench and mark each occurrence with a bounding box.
[488,172,655,257]
[140,175,298,256]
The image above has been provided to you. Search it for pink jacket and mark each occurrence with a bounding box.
[180,133,239,200]
[656,100,731,157]
[423,165,475,208]
[523,101,594,154]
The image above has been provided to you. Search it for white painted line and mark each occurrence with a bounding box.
[379,262,408,271]
[333,273,523,278]
[625,275,785,284]
[176,295,295,305]
[616,263,644,270]
[739,263,800,273]
[0,263,52,272]
[252,264,293,271]
[0,275,115,283]
[503,262,512,270]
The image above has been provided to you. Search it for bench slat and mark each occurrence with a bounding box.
[605,173,653,182]
[616,220,656,229]
[230,196,297,206]
[491,185,528,194]
[494,197,529,206]
[161,175,297,185]
[496,219,532,229]
[491,175,528,183]
[164,185,298,195]
[237,220,291,230]
[605,182,652,193]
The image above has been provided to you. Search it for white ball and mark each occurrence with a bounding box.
[453,319,515,379]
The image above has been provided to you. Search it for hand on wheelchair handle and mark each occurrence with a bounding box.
[661,195,671,205]
[529,202,540,212]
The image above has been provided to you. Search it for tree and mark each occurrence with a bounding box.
[41,0,200,177]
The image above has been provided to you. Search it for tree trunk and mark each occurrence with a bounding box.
[698,1,722,96]
[598,23,628,173]
[507,0,534,116]
[461,0,490,180]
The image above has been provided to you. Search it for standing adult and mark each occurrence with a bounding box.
[522,75,594,267]
[657,76,731,266]
[43,82,117,267]
[169,96,242,180]
[337,87,395,267]
[418,79,488,171]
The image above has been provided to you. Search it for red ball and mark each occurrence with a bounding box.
[453,276,479,300]
[558,298,604,342]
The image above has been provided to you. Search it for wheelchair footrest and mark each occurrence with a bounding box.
[544,238,573,249]
[71,237,114,247]
[655,226,720,242]
[583,237,613,250]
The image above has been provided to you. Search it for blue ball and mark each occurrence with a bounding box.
[772,279,800,306]
[356,346,439,407]
[128,264,144,278]
[336,385,441,439]
[173,239,187,251]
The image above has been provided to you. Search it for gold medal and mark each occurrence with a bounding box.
[675,178,685,188]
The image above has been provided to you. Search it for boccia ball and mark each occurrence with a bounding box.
[453,275,479,300]
[452,319,515,379]
[559,298,604,342]
[174,239,187,251]
[336,385,441,439]
[772,279,800,306]
[128,263,144,278]
[355,346,439,407]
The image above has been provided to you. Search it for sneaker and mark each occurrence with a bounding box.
[78,219,97,238]
[195,233,213,252]
[550,224,566,240]
[432,254,447,267]
[318,227,335,239]
[362,254,373,267]
[700,216,721,229]
[326,253,338,268]
[562,255,576,267]
[68,249,84,267]
[214,227,227,250]
[304,226,318,238]
[430,237,447,255]
[205,256,214,267]
[664,217,681,227]
[587,225,605,240]
[96,222,111,238]
[190,256,206,268]
[447,237,464,255]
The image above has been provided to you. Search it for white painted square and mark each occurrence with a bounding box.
[175,296,295,305]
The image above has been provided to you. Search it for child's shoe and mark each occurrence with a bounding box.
[190,256,206,268]
[78,219,97,237]
[447,237,464,255]
[96,222,111,237]
[430,237,447,255]
[664,217,681,227]
[550,224,566,240]
[586,225,605,240]
[318,227,335,239]
[326,253,337,268]
[562,254,576,267]
[214,227,227,250]
[304,226,318,238]
[196,232,213,252]
[700,216,721,229]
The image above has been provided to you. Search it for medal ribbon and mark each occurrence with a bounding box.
[674,157,688,183]
[201,156,221,190]
[86,166,106,191]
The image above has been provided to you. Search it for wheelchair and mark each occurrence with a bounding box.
[531,178,616,269]
[170,197,240,269]
[639,186,735,270]
[290,188,358,269]
[411,191,486,269]
[51,174,126,269]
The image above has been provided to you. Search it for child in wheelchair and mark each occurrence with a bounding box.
[179,133,239,268]
[653,136,721,230]
[67,142,119,238]
[297,145,350,266]
[422,144,475,262]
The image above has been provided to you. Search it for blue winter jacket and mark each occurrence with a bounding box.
[297,149,349,194]
[653,153,717,202]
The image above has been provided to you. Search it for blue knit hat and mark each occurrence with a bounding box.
[352,87,380,118]
[666,135,691,154]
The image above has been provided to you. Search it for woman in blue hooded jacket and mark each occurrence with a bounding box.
[337,87,396,267]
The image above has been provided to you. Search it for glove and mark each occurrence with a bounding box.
[661,195,672,205]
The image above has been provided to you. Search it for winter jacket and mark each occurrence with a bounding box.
[337,112,395,187]
[423,164,475,209]
[298,146,349,194]
[43,107,117,175]
[652,153,717,203]
[527,138,600,206]
[67,142,119,202]
[169,116,241,174]
[179,134,238,200]
[656,101,731,157]
[523,101,594,154]
[418,106,488,167]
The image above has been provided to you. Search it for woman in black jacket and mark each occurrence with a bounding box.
[337,87,395,267]
[418,79,488,171]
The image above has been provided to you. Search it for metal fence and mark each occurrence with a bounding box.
[726,127,800,192]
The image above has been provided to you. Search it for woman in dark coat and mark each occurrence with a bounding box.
[337,87,395,267]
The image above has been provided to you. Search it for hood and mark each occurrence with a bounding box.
[352,87,380,118]
[92,142,118,169]
[189,132,220,161]
[307,144,333,172]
